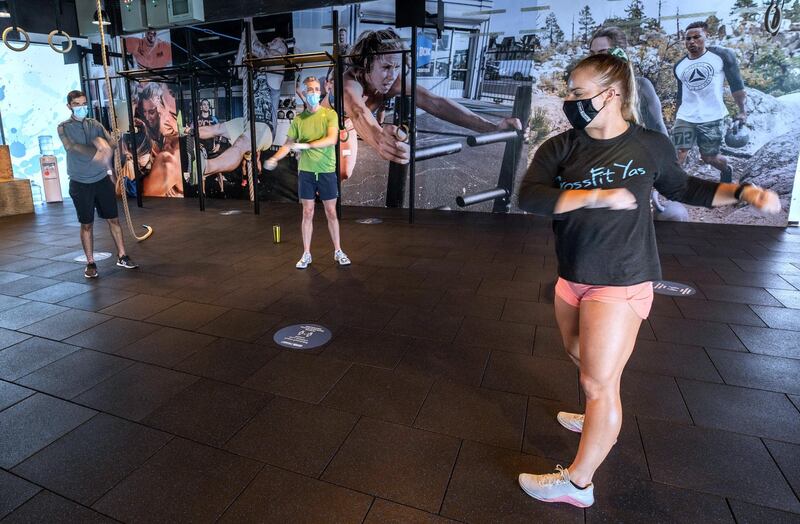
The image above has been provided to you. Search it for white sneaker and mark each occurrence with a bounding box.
[557,412,584,433]
[518,465,594,508]
[296,252,312,269]
[334,250,351,266]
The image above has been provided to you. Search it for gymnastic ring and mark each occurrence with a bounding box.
[2,26,30,52]
[764,0,783,36]
[48,29,73,54]
[394,124,409,142]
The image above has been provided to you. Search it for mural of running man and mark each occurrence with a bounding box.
[672,21,747,183]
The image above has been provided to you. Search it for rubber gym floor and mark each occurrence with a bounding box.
[0,197,799,523]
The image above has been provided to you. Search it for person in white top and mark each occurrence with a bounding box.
[671,21,747,183]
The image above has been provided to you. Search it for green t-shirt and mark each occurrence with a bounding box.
[287,107,338,173]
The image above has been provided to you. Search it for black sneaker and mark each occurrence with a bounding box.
[720,165,733,183]
[84,263,98,279]
[116,255,138,269]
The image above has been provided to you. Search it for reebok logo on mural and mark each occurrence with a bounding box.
[557,160,647,189]
[682,62,714,91]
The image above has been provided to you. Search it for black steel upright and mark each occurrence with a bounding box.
[245,20,261,215]
[493,84,531,213]
[190,74,205,211]
[409,27,418,224]
[332,10,343,219]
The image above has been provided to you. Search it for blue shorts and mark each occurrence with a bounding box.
[298,171,338,201]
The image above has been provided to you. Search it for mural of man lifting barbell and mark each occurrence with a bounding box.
[333,28,522,178]
[672,20,747,184]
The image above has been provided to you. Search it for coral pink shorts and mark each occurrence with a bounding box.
[555,278,654,319]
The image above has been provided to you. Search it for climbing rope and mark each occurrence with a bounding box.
[95,1,153,241]
[243,151,255,201]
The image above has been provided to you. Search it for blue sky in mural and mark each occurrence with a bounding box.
[0,44,80,197]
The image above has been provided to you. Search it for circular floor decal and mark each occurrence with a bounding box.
[273,324,332,350]
[219,210,242,216]
[653,280,696,296]
[73,252,112,263]
[356,218,383,224]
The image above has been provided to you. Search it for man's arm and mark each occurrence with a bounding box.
[304,125,338,149]
[717,47,747,120]
[57,122,97,158]
[415,84,521,132]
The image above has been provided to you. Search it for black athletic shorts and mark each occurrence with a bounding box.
[69,177,118,224]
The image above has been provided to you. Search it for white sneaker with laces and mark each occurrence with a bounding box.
[334,249,351,266]
[557,411,584,433]
[518,465,594,508]
[296,252,312,269]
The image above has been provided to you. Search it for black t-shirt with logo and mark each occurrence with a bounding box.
[518,125,719,286]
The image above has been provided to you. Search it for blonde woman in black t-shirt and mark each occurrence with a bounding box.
[516,51,780,508]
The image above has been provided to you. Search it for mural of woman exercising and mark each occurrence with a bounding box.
[516,52,780,508]
[134,83,182,197]
[337,28,522,176]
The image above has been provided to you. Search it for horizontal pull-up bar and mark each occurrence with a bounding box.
[415,141,463,161]
[244,51,334,69]
[466,130,520,147]
[456,187,510,207]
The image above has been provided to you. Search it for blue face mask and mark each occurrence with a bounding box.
[72,105,89,120]
[305,93,320,108]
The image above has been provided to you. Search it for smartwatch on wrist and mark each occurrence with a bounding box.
[734,182,754,202]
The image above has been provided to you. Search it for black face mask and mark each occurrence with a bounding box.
[562,90,609,130]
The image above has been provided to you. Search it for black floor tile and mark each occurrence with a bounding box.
[0,271,27,286]
[532,326,571,361]
[0,337,79,381]
[697,284,783,306]
[396,339,490,387]
[586,469,734,523]
[440,440,584,523]
[0,294,29,313]
[0,327,29,351]
[322,365,433,425]
[97,293,181,320]
[482,352,579,403]
[649,316,745,350]
[115,326,216,367]
[142,378,270,446]
[763,439,800,498]
[12,413,170,505]
[708,349,800,395]
[322,417,460,513]
[679,379,800,442]
[627,340,723,382]
[93,438,261,523]
[322,327,410,369]
[18,309,111,341]
[676,299,766,327]
[477,279,540,302]
[218,464,373,524]
[715,268,797,290]
[197,308,282,342]
[63,317,160,353]
[0,276,60,297]
[454,317,535,354]
[226,396,358,477]
[145,301,229,331]
[26,261,82,278]
[501,299,558,326]
[364,499,458,523]
[3,491,116,523]
[751,305,800,331]
[0,302,68,330]
[20,282,91,304]
[243,351,351,403]
[414,380,526,450]
[435,291,506,320]
[74,362,198,421]
[173,338,280,385]
[318,301,400,331]
[0,394,96,468]
[0,470,40,519]
[16,350,132,399]
[639,418,800,513]
[768,288,800,309]
[620,371,693,423]
[385,308,463,342]
[728,500,800,524]
[0,380,34,412]
[521,396,582,463]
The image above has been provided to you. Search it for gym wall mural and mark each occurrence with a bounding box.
[524,0,800,226]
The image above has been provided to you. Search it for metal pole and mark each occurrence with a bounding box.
[332,9,343,219]
[409,27,418,224]
[191,74,205,211]
[245,21,260,215]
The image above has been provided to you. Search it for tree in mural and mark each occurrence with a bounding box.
[625,0,647,40]
[578,6,597,44]
[544,12,565,46]
[787,0,800,23]
[730,0,759,23]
